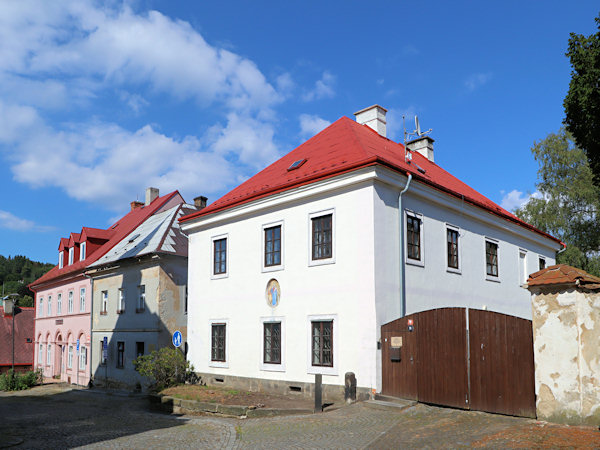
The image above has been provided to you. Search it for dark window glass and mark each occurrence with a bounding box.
[213,239,227,275]
[539,258,546,270]
[312,215,332,260]
[117,341,124,368]
[211,324,226,362]
[407,216,421,260]
[486,241,499,277]
[264,226,282,267]
[136,342,144,358]
[311,321,333,367]
[263,322,281,364]
[447,228,459,269]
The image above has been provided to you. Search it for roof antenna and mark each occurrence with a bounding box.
[404,115,432,164]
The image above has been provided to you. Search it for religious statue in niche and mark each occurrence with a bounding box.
[266,279,281,307]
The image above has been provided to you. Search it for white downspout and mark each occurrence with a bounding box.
[399,173,412,318]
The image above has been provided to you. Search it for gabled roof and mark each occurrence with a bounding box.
[179,116,562,246]
[30,191,182,289]
[58,238,70,251]
[0,306,34,366]
[68,232,82,247]
[80,227,113,241]
[527,264,600,289]
[90,203,196,267]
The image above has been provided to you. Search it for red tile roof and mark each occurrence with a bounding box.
[58,238,70,251]
[0,306,35,366]
[80,227,112,241]
[527,264,600,288]
[30,191,181,289]
[179,117,562,246]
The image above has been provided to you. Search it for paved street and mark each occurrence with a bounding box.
[1,385,599,448]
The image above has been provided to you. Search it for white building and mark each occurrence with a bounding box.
[180,105,563,399]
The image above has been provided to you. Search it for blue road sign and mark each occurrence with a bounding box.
[102,337,108,363]
[76,339,80,352]
[172,330,182,348]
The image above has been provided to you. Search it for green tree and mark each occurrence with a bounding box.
[133,347,193,392]
[516,129,600,275]
[564,13,600,185]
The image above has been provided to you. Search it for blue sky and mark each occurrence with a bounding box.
[0,0,597,264]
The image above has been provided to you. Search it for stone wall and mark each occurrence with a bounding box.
[531,288,600,425]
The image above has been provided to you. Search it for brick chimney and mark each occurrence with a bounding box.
[354,105,387,137]
[194,196,207,210]
[407,136,435,162]
[130,201,144,211]
[145,187,159,206]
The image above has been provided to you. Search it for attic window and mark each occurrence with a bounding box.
[111,223,118,229]
[287,159,307,171]
[128,233,140,243]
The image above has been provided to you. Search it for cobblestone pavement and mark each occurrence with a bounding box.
[1,385,599,449]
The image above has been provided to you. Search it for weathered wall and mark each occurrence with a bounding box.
[531,288,600,425]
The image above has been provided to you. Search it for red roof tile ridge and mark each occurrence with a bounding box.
[527,264,600,286]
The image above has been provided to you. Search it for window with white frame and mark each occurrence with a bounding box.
[539,256,546,271]
[38,297,43,317]
[101,291,108,314]
[211,323,226,362]
[80,242,86,261]
[519,250,527,285]
[46,344,51,365]
[213,237,227,276]
[406,211,424,265]
[47,296,52,316]
[485,239,499,279]
[68,247,74,265]
[68,291,73,313]
[137,285,145,312]
[57,293,62,314]
[446,226,460,272]
[68,345,73,369]
[117,289,125,313]
[311,214,333,261]
[116,342,124,368]
[260,317,285,371]
[58,252,63,269]
[80,288,85,312]
[79,346,87,370]
[38,344,42,364]
[264,224,282,268]
[311,320,333,367]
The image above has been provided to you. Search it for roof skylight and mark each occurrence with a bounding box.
[287,158,307,171]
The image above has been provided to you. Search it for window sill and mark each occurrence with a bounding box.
[100,311,107,316]
[446,267,461,275]
[260,362,285,372]
[308,257,335,267]
[116,310,125,314]
[211,273,228,280]
[307,365,337,376]
[485,275,500,283]
[406,258,425,268]
[262,264,284,273]
[135,308,145,314]
[209,360,229,369]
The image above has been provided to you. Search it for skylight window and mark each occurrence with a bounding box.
[287,158,307,171]
[128,233,140,243]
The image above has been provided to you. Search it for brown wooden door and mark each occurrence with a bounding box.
[468,309,536,418]
[381,316,418,399]
[416,308,469,409]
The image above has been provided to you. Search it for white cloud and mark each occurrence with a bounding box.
[464,72,493,92]
[500,189,543,212]
[299,114,331,138]
[0,210,53,232]
[302,71,335,102]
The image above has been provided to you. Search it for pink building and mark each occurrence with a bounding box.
[30,189,182,385]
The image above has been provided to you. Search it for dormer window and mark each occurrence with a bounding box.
[80,242,86,261]
[59,252,64,269]
[68,247,74,265]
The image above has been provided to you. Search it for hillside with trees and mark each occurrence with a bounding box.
[0,255,54,307]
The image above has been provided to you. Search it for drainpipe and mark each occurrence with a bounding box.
[399,173,412,318]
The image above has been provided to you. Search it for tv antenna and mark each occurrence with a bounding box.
[403,115,432,164]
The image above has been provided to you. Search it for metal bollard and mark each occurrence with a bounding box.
[314,373,322,413]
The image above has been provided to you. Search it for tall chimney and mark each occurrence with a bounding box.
[130,201,144,211]
[194,196,207,210]
[145,187,159,206]
[354,105,387,137]
[407,136,435,162]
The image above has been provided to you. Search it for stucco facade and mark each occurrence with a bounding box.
[528,268,600,425]
[183,168,560,397]
[33,275,92,385]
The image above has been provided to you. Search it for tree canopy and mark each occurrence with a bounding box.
[0,255,54,307]
[516,129,600,276]
[564,13,600,186]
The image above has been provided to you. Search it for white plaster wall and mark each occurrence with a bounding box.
[187,182,378,390]
[374,180,557,321]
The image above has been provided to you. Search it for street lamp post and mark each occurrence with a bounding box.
[3,294,21,375]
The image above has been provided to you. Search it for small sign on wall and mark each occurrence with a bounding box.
[391,336,403,348]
